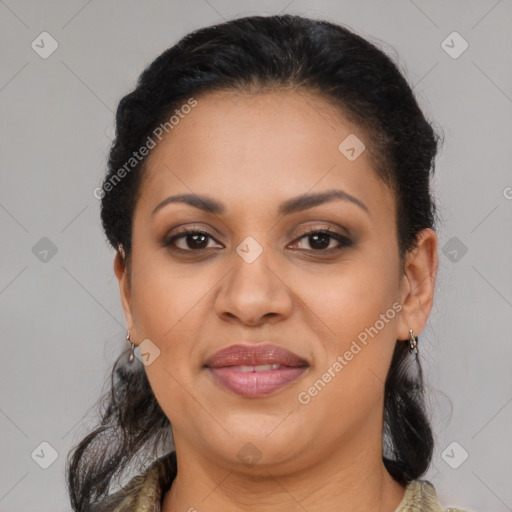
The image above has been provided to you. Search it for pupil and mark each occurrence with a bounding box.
[188,234,208,249]
[310,233,329,250]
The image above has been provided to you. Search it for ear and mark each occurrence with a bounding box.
[114,246,136,337]
[396,228,438,341]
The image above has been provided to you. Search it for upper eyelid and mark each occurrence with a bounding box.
[294,224,349,237]
[167,225,348,237]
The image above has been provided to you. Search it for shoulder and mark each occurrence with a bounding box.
[89,474,145,512]
[89,451,177,512]
[396,480,474,512]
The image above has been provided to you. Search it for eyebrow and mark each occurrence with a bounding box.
[151,189,369,217]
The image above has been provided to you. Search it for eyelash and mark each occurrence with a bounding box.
[162,226,353,254]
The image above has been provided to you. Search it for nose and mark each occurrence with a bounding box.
[214,246,293,327]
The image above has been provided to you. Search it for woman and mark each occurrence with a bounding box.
[66,13,471,512]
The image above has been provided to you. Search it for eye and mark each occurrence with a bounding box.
[163,227,353,254]
[288,228,353,252]
[163,227,222,252]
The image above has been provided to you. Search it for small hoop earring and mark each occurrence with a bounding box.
[127,330,135,363]
[408,329,418,356]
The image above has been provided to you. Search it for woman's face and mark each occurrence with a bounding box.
[116,89,437,474]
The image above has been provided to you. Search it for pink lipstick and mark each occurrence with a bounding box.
[204,344,308,398]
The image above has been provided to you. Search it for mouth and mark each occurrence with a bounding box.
[204,343,309,398]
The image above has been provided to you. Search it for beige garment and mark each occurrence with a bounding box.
[91,451,471,512]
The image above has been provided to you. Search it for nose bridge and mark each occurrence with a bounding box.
[214,235,292,325]
[232,237,272,287]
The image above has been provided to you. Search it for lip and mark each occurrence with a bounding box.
[205,343,308,368]
[204,343,309,398]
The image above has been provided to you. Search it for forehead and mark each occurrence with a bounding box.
[137,89,394,219]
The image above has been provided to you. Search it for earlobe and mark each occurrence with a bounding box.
[114,247,135,333]
[396,228,438,341]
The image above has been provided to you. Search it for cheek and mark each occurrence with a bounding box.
[296,257,399,397]
[129,260,203,424]
[128,254,212,379]
[295,258,394,339]
[129,249,201,339]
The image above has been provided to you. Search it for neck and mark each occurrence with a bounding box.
[162,432,406,512]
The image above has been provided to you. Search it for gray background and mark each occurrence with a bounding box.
[1,1,511,510]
